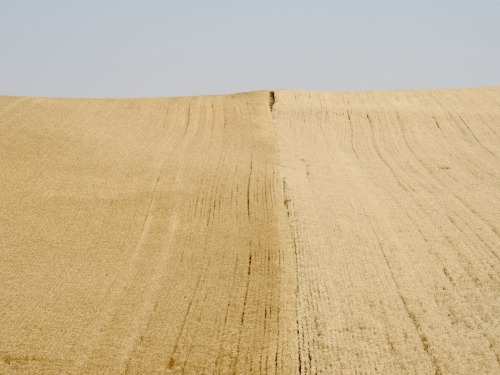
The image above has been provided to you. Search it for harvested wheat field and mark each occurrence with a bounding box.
[0,87,499,374]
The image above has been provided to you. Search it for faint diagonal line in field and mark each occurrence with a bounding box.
[368,221,442,375]
[71,170,164,373]
[282,177,304,375]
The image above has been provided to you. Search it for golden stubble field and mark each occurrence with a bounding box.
[0,87,499,374]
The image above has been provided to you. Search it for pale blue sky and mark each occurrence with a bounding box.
[1,0,499,97]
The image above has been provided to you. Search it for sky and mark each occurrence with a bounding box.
[1,0,499,97]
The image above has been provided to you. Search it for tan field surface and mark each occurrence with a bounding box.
[0,87,499,374]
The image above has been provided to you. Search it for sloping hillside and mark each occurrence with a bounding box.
[0,88,499,374]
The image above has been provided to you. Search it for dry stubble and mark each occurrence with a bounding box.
[0,87,499,374]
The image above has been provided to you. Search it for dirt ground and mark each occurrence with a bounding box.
[0,87,499,374]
